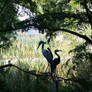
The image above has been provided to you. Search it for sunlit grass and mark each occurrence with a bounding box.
[0,33,88,92]
[0,33,79,75]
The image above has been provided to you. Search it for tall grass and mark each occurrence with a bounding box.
[0,33,88,92]
[0,33,82,77]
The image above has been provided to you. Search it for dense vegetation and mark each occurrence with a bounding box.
[0,0,92,92]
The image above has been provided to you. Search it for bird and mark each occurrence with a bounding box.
[37,41,62,74]
[37,41,53,64]
[51,49,62,74]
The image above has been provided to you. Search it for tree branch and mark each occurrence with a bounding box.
[1,21,92,44]
[55,28,92,44]
[83,0,92,14]
[83,0,92,27]
[0,11,92,44]
[0,64,12,69]
[0,63,91,89]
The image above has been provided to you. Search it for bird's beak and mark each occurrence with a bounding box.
[37,44,40,49]
[37,42,41,49]
[59,50,65,52]
[58,50,62,52]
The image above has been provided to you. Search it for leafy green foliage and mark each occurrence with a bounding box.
[0,0,92,47]
[0,0,18,48]
[0,0,16,30]
[12,0,92,39]
[0,0,92,91]
[67,42,92,90]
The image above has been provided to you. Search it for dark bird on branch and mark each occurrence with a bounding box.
[37,41,62,74]
[51,49,62,74]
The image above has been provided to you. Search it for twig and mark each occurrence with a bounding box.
[0,64,48,77]
[0,64,12,69]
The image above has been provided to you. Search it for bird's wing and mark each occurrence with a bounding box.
[47,48,53,59]
[42,49,53,63]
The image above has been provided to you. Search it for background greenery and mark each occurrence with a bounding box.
[0,32,92,92]
[0,0,92,92]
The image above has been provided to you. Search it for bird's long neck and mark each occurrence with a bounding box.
[55,52,60,59]
[42,43,44,50]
